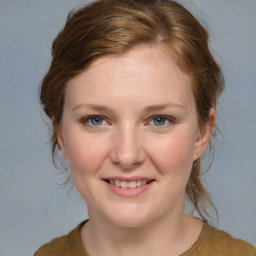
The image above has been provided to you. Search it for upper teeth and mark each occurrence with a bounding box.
[109,180,148,188]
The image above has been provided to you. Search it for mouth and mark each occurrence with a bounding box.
[102,177,155,197]
[103,179,155,189]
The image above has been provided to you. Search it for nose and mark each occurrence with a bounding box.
[110,124,146,170]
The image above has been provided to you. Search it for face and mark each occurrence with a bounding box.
[58,45,212,228]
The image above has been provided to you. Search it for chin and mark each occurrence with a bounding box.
[111,217,149,228]
[104,205,154,228]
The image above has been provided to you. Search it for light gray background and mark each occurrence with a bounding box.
[0,0,255,255]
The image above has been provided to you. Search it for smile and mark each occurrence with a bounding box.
[103,178,155,197]
[106,180,152,188]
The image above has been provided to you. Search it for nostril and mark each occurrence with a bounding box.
[109,136,146,169]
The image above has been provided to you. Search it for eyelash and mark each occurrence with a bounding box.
[147,115,175,129]
[80,115,176,129]
[80,115,108,127]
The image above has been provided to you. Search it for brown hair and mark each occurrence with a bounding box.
[40,0,224,220]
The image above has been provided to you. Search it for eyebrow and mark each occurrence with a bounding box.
[143,103,186,113]
[72,104,115,114]
[72,103,186,113]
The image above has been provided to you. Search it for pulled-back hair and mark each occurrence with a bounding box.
[40,0,224,220]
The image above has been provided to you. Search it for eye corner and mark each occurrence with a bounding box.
[80,115,109,128]
[144,115,177,130]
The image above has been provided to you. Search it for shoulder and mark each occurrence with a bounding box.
[202,223,256,256]
[33,234,67,256]
[34,221,87,256]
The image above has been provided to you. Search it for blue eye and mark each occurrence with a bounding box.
[83,116,106,126]
[152,117,167,126]
[90,117,104,126]
[149,116,175,128]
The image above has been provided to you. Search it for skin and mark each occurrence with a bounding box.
[58,45,215,256]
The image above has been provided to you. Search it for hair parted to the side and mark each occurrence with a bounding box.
[40,0,224,221]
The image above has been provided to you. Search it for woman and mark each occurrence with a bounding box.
[34,0,256,255]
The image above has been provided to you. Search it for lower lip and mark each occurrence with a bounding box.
[104,181,154,198]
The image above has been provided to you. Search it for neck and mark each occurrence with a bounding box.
[81,205,202,256]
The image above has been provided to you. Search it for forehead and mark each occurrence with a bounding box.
[87,45,190,85]
[65,45,194,111]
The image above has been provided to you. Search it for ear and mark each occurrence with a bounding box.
[53,119,69,160]
[57,132,69,160]
[193,108,215,161]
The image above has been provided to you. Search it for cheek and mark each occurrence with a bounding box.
[65,132,110,176]
[147,131,195,175]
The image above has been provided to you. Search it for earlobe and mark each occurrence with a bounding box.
[57,131,68,160]
[57,132,69,160]
[193,108,215,161]
[52,117,69,160]
[53,118,68,160]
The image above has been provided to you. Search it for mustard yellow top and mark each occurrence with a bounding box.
[34,221,256,256]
